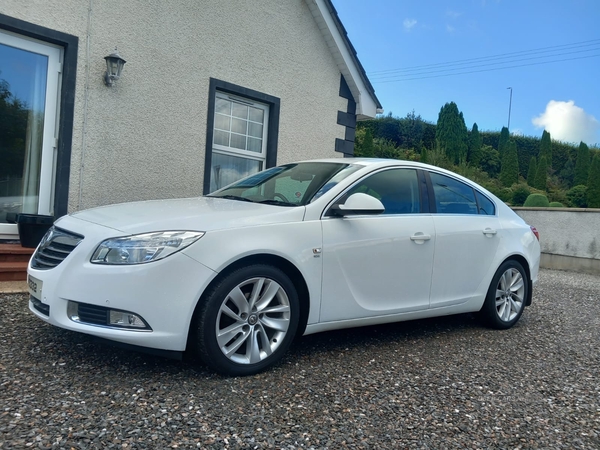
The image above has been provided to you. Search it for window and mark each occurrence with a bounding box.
[1,29,60,238]
[210,162,355,206]
[345,168,421,214]
[0,16,78,240]
[430,172,495,215]
[475,191,496,215]
[204,79,280,194]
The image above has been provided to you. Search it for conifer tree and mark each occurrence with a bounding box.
[587,153,600,208]
[527,157,537,186]
[362,129,374,157]
[534,156,548,191]
[435,102,468,164]
[420,147,429,164]
[500,140,519,187]
[497,126,510,157]
[574,141,590,186]
[540,130,552,168]
[468,123,482,166]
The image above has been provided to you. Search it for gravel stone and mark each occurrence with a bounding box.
[1,268,599,449]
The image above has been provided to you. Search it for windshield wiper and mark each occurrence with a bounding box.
[212,194,254,203]
[258,199,297,207]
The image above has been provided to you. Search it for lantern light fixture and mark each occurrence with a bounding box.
[104,49,126,87]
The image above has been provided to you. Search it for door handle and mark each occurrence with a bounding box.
[483,228,497,236]
[410,233,431,241]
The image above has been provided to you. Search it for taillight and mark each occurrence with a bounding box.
[530,226,540,241]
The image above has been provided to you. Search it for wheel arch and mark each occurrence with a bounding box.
[501,254,533,306]
[186,253,310,351]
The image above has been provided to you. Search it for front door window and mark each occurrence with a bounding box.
[0,31,61,239]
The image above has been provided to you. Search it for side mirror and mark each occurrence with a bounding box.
[329,193,385,216]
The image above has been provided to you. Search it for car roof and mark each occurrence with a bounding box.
[291,158,503,208]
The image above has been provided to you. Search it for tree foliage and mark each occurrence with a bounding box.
[527,157,537,186]
[566,185,587,208]
[559,157,575,188]
[500,140,519,187]
[534,156,548,191]
[497,126,510,157]
[468,123,482,166]
[524,194,550,207]
[355,104,596,207]
[479,145,501,177]
[0,77,29,181]
[540,130,552,167]
[435,102,468,164]
[574,141,590,186]
[587,153,600,208]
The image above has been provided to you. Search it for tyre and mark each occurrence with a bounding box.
[480,260,528,329]
[196,264,300,376]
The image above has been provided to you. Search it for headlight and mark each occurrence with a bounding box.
[91,231,204,265]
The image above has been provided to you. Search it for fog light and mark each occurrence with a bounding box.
[109,310,148,328]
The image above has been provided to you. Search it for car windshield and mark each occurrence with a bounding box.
[208,162,361,206]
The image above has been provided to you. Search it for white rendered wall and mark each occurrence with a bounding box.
[3,0,349,211]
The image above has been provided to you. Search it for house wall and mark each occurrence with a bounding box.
[513,208,600,274]
[3,0,348,211]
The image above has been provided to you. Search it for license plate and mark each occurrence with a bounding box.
[28,275,43,301]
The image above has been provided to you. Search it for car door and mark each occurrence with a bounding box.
[320,168,435,322]
[427,171,501,308]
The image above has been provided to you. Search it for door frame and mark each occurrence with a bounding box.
[0,13,78,240]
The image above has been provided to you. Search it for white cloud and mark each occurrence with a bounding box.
[447,10,463,19]
[511,128,523,136]
[446,24,455,33]
[403,18,417,32]
[532,100,600,145]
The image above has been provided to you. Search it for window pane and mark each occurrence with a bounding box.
[476,191,496,215]
[214,113,231,131]
[231,102,248,119]
[249,106,264,123]
[215,98,230,115]
[346,169,420,214]
[213,130,230,146]
[430,172,477,214]
[247,137,262,153]
[0,43,48,222]
[248,122,263,138]
[210,153,262,192]
[231,117,247,134]
[230,133,246,150]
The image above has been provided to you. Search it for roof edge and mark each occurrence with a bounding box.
[306,0,383,118]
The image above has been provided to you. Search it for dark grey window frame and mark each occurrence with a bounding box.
[204,78,280,195]
[0,13,78,219]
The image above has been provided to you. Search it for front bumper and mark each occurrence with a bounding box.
[27,217,217,352]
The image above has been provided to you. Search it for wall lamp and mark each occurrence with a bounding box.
[104,49,126,87]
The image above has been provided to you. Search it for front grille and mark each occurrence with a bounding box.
[31,296,50,316]
[31,227,84,270]
[77,303,109,326]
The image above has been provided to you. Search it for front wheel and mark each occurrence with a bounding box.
[479,260,528,329]
[196,264,299,376]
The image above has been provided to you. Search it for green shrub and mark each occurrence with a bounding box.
[566,185,587,208]
[497,187,512,203]
[511,184,531,206]
[523,194,550,207]
[548,202,564,207]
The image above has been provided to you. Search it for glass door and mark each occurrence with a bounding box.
[0,30,61,240]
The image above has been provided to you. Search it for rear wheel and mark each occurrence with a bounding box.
[196,264,299,376]
[480,260,528,329]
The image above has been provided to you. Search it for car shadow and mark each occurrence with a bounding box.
[23,310,498,379]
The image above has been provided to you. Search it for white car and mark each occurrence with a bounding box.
[27,159,540,375]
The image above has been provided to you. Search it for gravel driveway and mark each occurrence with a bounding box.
[1,268,599,449]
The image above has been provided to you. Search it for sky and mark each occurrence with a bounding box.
[333,0,600,147]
